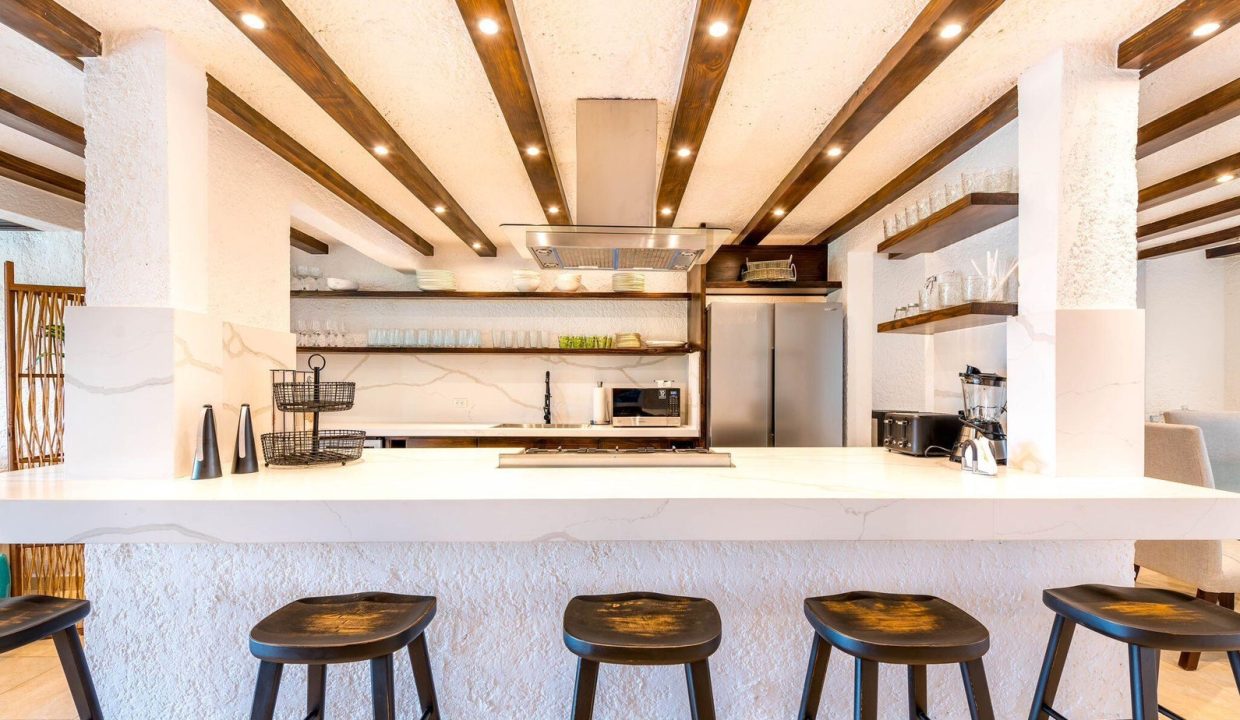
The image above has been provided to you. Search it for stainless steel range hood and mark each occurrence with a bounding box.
[503,99,727,271]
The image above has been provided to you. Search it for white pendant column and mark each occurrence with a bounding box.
[1007,45,1144,476]
[64,31,222,479]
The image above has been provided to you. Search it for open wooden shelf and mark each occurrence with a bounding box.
[291,290,692,300]
[704,280,842,296]
[878,193,1018,259]
[877,302,1017,335]
[297,345,698,356]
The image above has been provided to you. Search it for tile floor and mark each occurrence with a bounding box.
[0,571,1236,718]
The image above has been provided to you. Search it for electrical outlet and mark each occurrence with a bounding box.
[453,398,469,409]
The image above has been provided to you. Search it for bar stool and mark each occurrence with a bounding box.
[0,595,103,720]
[1029,584,1240,720]
[562,591,722,720]
[797,591,995,720]
[247,592,440,720]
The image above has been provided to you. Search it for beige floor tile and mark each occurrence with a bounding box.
[0,668,73,720]
[0,658,60,695]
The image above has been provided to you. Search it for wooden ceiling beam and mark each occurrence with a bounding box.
[209,0,496,256]
[456,0,570,225]
[1137,225,1240,259]
[1118,0,1240,77]
[732,0,1005,246]
[0,88,85,156]
[810,87,1016,245]
[1205,241,1240,258]
[207,76,433,256]
[1138,150,1240,210]
[655,0,751,228]
[0,0,101,70]
[1137,195,1240,240]
[290,227,328,255]
[0,148,83,202]
[1137,77,1240,158]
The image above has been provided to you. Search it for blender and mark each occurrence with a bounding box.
[950,366,1007,465]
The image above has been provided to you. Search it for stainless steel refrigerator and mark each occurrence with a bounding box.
[708,302,844,447]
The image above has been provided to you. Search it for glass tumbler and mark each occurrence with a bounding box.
[965,275,988,302]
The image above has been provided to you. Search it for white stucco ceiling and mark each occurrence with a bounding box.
[0,0,1235,253]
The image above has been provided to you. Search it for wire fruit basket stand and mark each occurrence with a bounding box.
[262,353,365,466]
[741,256,797,283]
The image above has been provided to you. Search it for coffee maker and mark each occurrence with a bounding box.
[950,365,1007,465]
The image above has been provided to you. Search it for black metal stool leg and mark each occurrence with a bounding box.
[307,664,326,720]
[961,659,996,720]
[1230,651,1240,693]
[1128,645,1159,720]
[854,657,879,720]
[1028,615,1076,720]
[408,633,439,720]
[52,628,104,720]
[571,658,599,720]
[907,665,927,720]
[370,654,395,720]
[249,661,283,720]
[685,659,716,720]
[797,634,831,720]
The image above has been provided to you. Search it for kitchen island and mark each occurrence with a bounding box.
[3,448,1236,718]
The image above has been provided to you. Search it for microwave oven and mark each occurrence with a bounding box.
[609,386,684,427]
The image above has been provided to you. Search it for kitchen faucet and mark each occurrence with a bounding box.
[543,371,551,424]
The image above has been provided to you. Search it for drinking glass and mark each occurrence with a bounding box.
[367,328,379,347]
[414,329,428,348]
[402,329,416,347]
[894,306,907,320]
[501,330,514,349]
[443,329,457,348]
[965,275,988,302]
[944,179,964,203]
[929,188,947,213]
[893,212,908,234]
[310,320,324,347]
[883,216,899,239]
[470,330,482,348]
[982,169,1007,192]
[937,270,964,307]
[962,170,986,194]
[904,206,920,228]
[916,197,932,221]
[431,329,444,348]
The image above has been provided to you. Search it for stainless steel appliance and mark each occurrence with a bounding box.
[498,447,732,468]
[882,412,961,456]
[708,303,844,447]
[950,366,1008,464]
[609,385,684,427]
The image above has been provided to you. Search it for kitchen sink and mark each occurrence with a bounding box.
[495,423,595,429]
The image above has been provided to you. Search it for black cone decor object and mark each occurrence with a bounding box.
[233,403,259,475]
[191,404,223,480]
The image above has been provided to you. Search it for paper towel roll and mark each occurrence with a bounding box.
[592,383,609,425]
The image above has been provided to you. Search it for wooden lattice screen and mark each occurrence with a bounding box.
[5,260,86,598]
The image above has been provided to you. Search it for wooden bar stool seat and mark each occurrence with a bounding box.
[0,596,103,719]
[562,592,721,719]
[247,592,440,720]
[798,591,995,720]
[1030,584,1240,720]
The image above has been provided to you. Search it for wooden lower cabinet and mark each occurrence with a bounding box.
[381,436,701,449]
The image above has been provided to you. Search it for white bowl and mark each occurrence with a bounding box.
[325,277,359,291]
[514,278,541,292]
[555,273,582,292]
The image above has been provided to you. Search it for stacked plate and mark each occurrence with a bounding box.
[612,272,646,293]
[615,332,643,349]
[417,269,457,291]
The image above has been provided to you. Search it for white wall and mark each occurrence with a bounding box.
[0,231,85,470]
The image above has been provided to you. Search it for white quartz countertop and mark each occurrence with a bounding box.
[2,448,1236,543]
[317,420,700,438]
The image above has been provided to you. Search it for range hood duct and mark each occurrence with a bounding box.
[502,99,727,271]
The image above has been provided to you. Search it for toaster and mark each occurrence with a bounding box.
[882,412,961,457]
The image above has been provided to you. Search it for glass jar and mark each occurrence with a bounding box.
[893,305,908,320]
[936,270,963,308]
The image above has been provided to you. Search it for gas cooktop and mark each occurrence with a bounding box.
[498,447,732,468]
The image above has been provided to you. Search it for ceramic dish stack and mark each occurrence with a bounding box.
[612,272,646,293]
[614,332,643,349]
[513,270,541,292]
[417,269,457,291]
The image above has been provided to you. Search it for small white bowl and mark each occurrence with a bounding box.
[325,277,359,291]
[555,273,582,292]
[514,278,541,292]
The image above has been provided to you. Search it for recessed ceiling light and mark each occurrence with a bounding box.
[1218,173,1236,183]
[773,208,786,217]
[1193,21,1221,37]
[708,21,728,37]
[940,23,963,39]
[472,241,483,250]
[826,146,843,158]
[478,18,500,35]
[677,147,692,158]
[240,13,266,30]
[372,145,389,156]
[547,206,560,214]
[660,207,673,216]
[433,205,446,214]
[525,146,541,157]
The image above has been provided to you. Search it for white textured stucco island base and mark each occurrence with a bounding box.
[85,541,1132,720]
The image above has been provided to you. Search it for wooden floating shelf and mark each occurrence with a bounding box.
[704,280,842,296]
[878,193,1018,259]
[297,346,698,356]
[877,302,1018,335]
[291,290,692,300]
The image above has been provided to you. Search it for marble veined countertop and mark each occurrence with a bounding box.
[317,420,701,438]
[1,448,1236,543]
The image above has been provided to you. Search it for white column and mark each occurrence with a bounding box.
[1007,45,1145,476]
[65,31,220,478]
